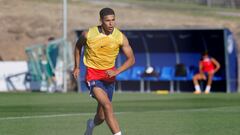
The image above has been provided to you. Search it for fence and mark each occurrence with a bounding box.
[25,38,73,92]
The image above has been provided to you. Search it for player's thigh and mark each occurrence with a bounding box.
[194,73,205,80]
[93,87,112,108]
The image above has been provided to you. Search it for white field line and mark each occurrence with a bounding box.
[0,112,127,121]
[0,106,239,121]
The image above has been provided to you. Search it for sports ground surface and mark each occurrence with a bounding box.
[0,92,240,135]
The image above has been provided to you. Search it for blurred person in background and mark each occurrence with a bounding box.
[41,36,57,92]
[193,51,220,94]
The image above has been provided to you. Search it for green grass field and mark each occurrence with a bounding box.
[0,92,240,135]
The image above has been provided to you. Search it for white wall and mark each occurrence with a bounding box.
[0,61,28,92]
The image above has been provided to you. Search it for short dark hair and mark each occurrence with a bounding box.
[48,36,55,41]
[201,51,208,56]
[99,7,115,19]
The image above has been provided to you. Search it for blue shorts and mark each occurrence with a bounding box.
[87,80,115,101]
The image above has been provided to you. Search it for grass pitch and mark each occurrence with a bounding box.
[0,92,240,135]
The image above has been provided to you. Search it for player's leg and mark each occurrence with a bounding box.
[193,73,204,94]
[94,103,105,126]
[205,72,214,94]
[45,63,56,92]
[93,87,121,135]
[84,103,105,135]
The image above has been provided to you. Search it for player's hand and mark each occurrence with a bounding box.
[105,70,118,78]
[72,68,80,80]
[213,70,218,74]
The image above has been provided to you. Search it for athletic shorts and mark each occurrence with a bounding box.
[87,80,115,101]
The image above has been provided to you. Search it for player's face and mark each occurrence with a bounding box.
[202,54,209,59]
[101,15,115,34]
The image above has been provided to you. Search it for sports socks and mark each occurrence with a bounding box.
[113,131,122,135]
[194,85,201,92]
[205,85,211,93]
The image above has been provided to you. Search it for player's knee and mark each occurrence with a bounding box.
[193,75,198,81]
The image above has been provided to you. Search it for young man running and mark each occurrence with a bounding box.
[72,8,135,135]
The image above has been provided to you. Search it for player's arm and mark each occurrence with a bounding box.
[116,34,135,75]
[211,58,220,73]
[199,61,203,74]
[106,34,135,78]
[73,31,87,79]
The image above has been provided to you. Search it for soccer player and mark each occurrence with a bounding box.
[193,52,220,94]
[72,8,135,135]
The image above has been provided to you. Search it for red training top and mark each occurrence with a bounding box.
[201,58,215,72]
